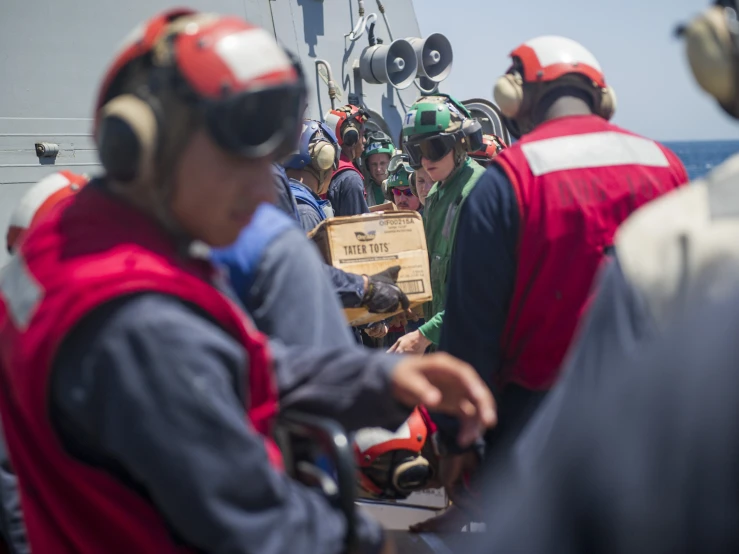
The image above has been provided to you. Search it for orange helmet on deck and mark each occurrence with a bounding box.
[469,134,507,167]
[353,407,435,499]
[6,171,88,254]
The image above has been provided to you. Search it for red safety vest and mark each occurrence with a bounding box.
[494,114,688,390]
[333,153,365,189]
[0,185,282,553]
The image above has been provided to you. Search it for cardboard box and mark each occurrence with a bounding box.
[369,201,397,213]
[310,211,432,326]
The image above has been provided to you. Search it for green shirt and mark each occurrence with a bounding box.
[419,158,486,344]
[366,179,386,207]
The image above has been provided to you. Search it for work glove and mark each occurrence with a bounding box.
[362,266,410,313]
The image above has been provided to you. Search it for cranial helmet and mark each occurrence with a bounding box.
[401,94,483,169]
[324,105,370,147]
[7,171,88,254]
[493,36,617,138]
[283,119,340,186]
[94,9,307,184]
[354,407,435,500]
[469,134,507,167]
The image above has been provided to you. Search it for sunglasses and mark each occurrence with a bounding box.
[392,187,414,197]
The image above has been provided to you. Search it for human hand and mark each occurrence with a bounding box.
[365,322,388,339]
[387,330,431,354]
[362,266,410,313]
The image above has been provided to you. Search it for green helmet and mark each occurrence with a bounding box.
[362,130,395,159]
[401,94,483,168]
[401,94,473,139]
[386,154,414,189]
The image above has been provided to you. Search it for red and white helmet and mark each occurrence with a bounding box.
[493,35,617,128]
[469,134,507,166]
[94,9,307,183]
[6,171,88,253]
[324,105,370,147]
[353,407,434,499]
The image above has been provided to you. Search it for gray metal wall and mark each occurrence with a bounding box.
[0,0,431,266]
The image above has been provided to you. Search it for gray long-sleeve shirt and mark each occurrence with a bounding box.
[241,222,358,349]
[49,293,411,554]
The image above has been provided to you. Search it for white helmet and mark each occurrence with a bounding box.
[7,171,88,253]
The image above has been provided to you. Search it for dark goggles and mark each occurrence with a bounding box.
[205,81,307,160]
[403,133,457,168]
[392,187,414,197]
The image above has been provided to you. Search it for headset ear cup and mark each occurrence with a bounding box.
[599,85,617,120]
[342,126,359,147]
[97,94,158,183]
[461,119,484,152]
[312,141,337,171]
[493,73,525,118]
[684,7,737,108]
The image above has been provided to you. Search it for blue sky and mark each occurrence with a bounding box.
[414,0,739,141]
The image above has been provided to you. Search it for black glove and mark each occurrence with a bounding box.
[361,266,411,313]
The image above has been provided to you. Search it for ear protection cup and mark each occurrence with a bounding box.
[342,125,360,147]
[97,93,160,183]
[310,140,338,171]
[493,72,525,118]
[391,456,432,494]
[460,118,484,152]
[597,85,617,120]
[684,6,737,109]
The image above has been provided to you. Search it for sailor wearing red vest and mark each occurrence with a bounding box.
[0,10,496,554]
[0,171,89,554]
[432,35,688,508]
[324,105,371,216]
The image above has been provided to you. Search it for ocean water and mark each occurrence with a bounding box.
[663,140,739,181]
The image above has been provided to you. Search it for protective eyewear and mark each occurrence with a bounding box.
[403,134,457,168]
[388,154,414,175]
[205,81,307,160]
[392,187,414,197]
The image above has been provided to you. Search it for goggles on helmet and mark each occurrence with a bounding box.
[203,55,307,160]
[403,133,457,168]
[388,153,414,175]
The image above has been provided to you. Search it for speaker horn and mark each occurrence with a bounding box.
[408,33,453,83]
[359,39,418,90]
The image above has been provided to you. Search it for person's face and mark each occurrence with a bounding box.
[392,186,421,211]
[414,167,434,206]
[170,129,275,247]
[367,153,390,183]
[421,149,455,183]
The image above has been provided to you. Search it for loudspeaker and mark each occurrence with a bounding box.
[359,39,418,90]
[408,33,453,83]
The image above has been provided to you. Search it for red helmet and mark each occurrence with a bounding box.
[7,171,88,253]
[469,134,507,166]
[353,407,434,499]
[95,10,307,181]
[324,105,370,147]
